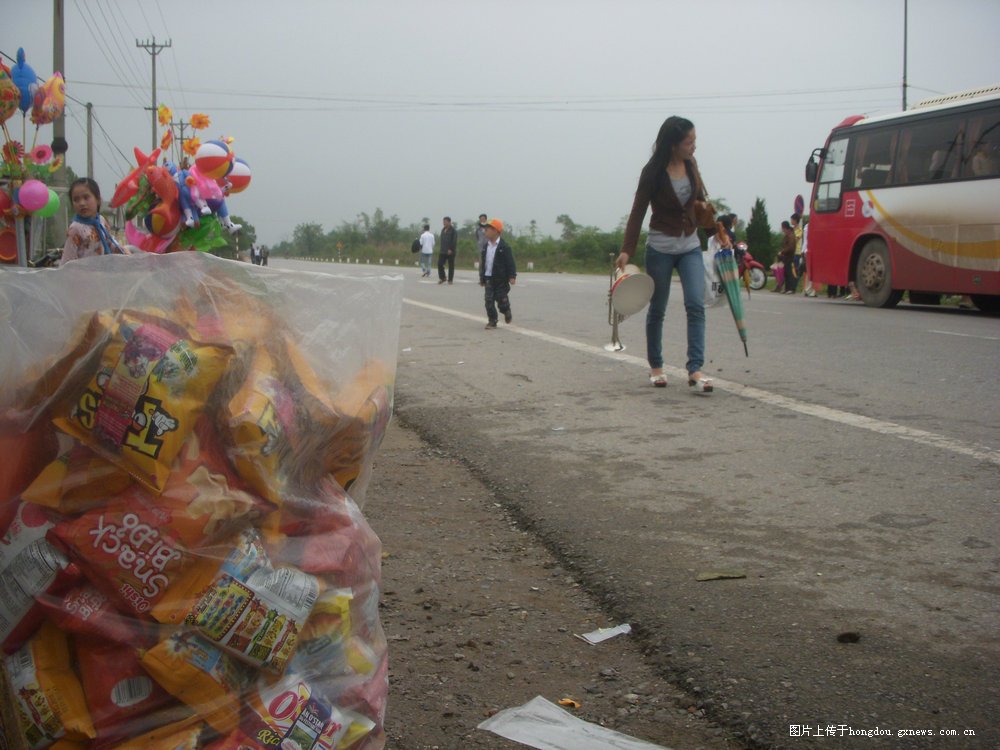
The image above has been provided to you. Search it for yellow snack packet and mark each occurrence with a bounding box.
[224,346,298,504]
[105,713,205,750]
[139,631,251,736]
[2,621,95,750]
[53,309,233,495]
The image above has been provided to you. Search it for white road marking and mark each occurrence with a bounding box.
[928,329,1000,342]
[404,298,1000,467]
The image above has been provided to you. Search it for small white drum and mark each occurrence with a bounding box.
[610,264,654,317]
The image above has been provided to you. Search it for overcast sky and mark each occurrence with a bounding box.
[4,0,1000,246]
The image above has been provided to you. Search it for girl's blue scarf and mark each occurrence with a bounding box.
[73,214,122,255]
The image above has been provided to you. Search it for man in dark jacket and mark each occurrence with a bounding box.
[438,216,458,284]
[478,218,517,329]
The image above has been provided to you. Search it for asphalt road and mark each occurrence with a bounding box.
[277,258,999,748]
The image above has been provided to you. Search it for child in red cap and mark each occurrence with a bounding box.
[479,218,517,329]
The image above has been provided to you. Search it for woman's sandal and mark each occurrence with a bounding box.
[649,373,668,388]
[688,376,713,394]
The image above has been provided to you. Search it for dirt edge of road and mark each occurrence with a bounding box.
[365,414,751,749]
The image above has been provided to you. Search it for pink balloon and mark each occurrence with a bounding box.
[17,179,49,212]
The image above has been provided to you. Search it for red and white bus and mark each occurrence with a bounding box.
[804,85,1000,310]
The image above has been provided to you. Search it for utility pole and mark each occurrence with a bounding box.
[170,118,191,163]
[51,0,68,244]
[136,35,172,151]
[902,0,908,110]
[86,102,93,178]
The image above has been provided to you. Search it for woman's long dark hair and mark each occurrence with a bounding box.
[638,116,695,194]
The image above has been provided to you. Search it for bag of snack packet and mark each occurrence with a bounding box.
[0,502,80,653]
[37,585,152,650]
[53,309,233,495]
[1,621,95,749]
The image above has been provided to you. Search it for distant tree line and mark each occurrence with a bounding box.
[268,199,787,274]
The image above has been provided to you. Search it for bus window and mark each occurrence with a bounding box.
[964,108,1000,178]
[815,137,847,212]
[850,130,896,189]
[897,116,964,183]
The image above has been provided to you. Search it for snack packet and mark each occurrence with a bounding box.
[53,309,233,494]
[75,635,179,746]
[22,435,133,515]
[105,713,205,750]
[224,346,298,505]
[153,528,318,675]
[0,502,80,652]
[2,621,95,750]
[139,631,251,736]
[36,585,152,648]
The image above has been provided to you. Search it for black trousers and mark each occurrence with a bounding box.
[484,277,511,322]
[438,252,454,282]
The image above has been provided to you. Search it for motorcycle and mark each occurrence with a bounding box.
[735,241,767,291]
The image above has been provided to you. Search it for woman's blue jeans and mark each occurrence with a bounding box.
[644,245,706,375]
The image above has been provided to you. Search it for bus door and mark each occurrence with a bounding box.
[810,137,851,286]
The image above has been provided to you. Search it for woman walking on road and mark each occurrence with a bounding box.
[616,116,714,394]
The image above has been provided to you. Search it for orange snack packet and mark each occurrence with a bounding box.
[2,621,96,749]
[53,309,233,494]
[139,631,251,736]
[0,418,59,512]
[48,422,263,618]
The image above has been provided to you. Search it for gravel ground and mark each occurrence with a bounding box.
[364,419,744,750]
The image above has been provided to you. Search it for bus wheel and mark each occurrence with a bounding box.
[855,239,903,308]
[970,294,1000,313]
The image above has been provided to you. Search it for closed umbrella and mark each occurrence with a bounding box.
[714,247,749,356]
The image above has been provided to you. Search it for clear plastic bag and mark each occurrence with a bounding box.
[0,252,401,750]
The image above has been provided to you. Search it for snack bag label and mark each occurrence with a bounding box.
[188,566,318,674]
[242,677,350,750]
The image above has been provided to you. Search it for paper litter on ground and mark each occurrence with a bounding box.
[478,695,672,750]
[574,623,631,644]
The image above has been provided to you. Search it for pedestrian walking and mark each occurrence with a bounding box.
[438,216,457,284]
[479,218,516,329]
[419,224,434,277]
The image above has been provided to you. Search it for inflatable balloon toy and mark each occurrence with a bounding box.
[194,139,233,180]
[10,49,37,115]
[16,179,49,213]
[110,146,161,208]
[222,157,252,195]
[30,72,65,126]
[142,164,181,237]
[186,163,241,234]
[0,61,18,125]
